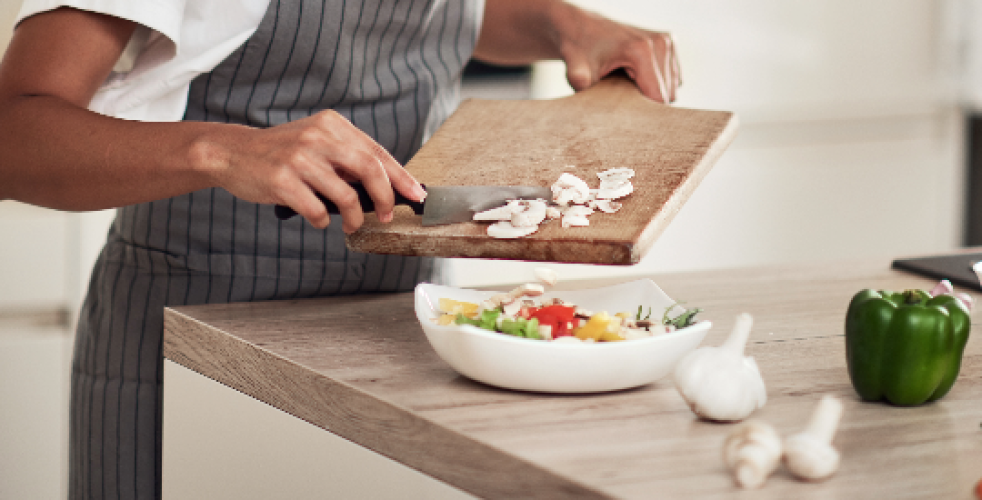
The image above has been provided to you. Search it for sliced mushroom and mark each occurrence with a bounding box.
[562,215,590,228]
[511,199,548,227]
[534,267,558,286]
[486,221,538,239]
[501,300,523,317]
[597,168,635,183]
[596,179,633,200]
[591,199,622,213]
[552,173,592,206]
[508,283,545,299]
[473,200,525,221]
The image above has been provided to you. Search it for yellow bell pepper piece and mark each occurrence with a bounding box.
[438,298,479,319]
[574,311,611,341]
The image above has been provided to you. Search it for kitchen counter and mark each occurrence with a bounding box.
[163,256,982,499]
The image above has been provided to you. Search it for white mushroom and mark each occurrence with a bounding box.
[561,205,594,228]
[473,200,525,221]
[511,199,548,227]
[545,206,562,220]
[563,205,595,217]
[596,179,634,200]
[501,300,523,317]
[508,283,545,300]
[534,267,558,286]
[486,221,538,239]
[783,395,844,482]
[723,420,783,489]
[551,173,592,206]
[597,168,635,183]
[562,215,590,228]
[591,199,622,214]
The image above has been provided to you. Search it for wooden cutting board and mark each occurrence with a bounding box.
[347,75,738,265]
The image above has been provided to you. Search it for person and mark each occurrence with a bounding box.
[0,0,680,498]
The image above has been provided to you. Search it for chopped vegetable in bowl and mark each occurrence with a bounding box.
[432,282,703,343]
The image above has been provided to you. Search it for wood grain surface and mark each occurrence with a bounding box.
[346,76,738,265]
[164,256,982,499]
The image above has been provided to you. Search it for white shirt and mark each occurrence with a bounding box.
[16,0,271,122]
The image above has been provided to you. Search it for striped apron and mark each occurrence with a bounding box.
[69,1,483,498]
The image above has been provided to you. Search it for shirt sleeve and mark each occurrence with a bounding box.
[14,0,269,122]
[16,0,185,48]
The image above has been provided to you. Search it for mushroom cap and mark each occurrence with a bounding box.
[722,420,783,488]
[783,434,840,481]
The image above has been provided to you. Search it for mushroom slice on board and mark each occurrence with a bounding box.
[486,221,539,239]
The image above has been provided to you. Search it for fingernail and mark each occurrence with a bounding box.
[380,211,394,223]
[414,183,427,201]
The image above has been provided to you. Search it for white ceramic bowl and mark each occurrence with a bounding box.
[414,279,711,393]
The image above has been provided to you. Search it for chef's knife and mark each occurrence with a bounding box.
[274,183,552,226]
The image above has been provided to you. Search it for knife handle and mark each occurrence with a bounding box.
[274,183,426,220]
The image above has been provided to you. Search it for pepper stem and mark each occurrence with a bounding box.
[805,395,844,444]
[721,313,754,356]
[902,289,927,306]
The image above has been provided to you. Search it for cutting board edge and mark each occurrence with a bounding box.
[345,233,639,265]
[632,111,740,261]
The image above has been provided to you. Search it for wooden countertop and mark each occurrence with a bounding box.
[163,257,982,499]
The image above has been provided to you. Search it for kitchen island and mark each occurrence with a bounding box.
[163,256,982,499]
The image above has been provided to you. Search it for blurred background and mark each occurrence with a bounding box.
[1,0,980,497]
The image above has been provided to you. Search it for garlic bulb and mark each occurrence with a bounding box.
[722,420,783,489]
[783,395,843,481]
[673,313,767,422]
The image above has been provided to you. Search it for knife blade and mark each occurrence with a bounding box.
[273,183,552,226]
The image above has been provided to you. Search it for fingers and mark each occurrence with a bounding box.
[623,32,679,103]
[220,109,413,233]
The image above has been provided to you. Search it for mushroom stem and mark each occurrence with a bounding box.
[720,313,753,357]
[806,394,844,445]
[783,394,844,481]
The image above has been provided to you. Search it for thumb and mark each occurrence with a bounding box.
[565,58,595,92]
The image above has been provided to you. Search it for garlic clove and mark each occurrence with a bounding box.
[723,420,783,489]
[672,313,767,422]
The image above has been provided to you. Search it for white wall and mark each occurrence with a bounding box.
[450,0,965,286]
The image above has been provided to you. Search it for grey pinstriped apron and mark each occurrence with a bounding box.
[69,1,482,498]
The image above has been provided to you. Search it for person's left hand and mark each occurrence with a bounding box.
[556,8,680,103]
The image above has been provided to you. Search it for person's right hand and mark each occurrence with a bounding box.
[199,110,426,233]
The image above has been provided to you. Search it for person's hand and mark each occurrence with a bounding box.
[555,7,680,103]
[201,110,426,233]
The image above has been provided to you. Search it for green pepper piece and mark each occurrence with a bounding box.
[454,314,481,327]
[500,318,526,337]
[524,318,541,340]
[845,288,971,406]
[479,309,501,331]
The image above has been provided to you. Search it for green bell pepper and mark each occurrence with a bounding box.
[845,288,971,406]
